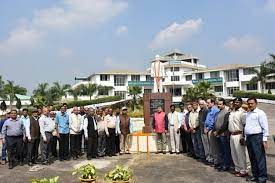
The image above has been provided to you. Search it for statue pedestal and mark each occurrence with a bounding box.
[143,93,172,133]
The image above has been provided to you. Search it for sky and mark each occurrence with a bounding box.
[0,0,275,94]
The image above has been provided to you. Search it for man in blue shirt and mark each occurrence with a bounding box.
[245,97,269,183]
[56,106,70,161]
[204,98,220,165]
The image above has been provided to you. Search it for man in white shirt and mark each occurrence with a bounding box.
[245,97,269,183]
[96,108,108,157]
[69,106,83,160]
[39,107,55,165]
[168,105,181,154]
[105,108,117,157]
[83,108,98,159]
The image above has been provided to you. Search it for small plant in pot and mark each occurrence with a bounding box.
[72,163,97,183]
[31,176,59,183]
[104,165,133,183]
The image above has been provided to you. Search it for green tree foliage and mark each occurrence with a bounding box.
[3,80,27,109]
[16,98,22,110]
[183,81,214,102]
[250,64,272,93]
[128,86,142,110]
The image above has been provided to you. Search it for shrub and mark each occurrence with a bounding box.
[105,165,133,182]
[72,163,97,180]
[233,91,275,100]
[54,96,121,109]
[31,176,59,183]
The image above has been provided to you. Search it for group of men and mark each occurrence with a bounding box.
[0,103,133,169]
[152,97,269,183]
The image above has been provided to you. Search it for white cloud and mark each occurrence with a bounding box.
[149,18,202,49]
[265,0,275,12]
[223,35,263,53]
[115,25,128,36]
[0,0,128,55]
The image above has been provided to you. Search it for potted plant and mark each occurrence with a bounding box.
[104,165,133,183]
[72,163,97,183]
[31,176,59,183]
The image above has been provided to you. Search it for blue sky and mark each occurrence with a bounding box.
[0,0,275,93]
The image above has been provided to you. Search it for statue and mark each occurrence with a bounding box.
[151,55,165,92]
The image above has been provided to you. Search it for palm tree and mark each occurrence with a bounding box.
[85,83,97,100]
[50,82,71,101]
[3,80,27,109]
[265,54,275,73]
[128,86,142,110]
[33,83,49,97]
[183,81,214,102]
[250,64,271,93]
[68,87,81,101]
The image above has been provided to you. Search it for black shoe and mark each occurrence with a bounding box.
[163,151,166,154]
[246,177,258,182]
[87,157,92,160]
[59,158,64,162]
[41,161,49,165]
[8,163,13,169]
[170,152,173,154]
[73,157,77,160]
[28,162,33,166]
[20,161,24,166]
[155,152,159,154]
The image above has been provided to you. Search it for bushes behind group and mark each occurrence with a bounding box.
[233,90,275,100]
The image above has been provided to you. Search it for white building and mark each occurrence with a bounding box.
[71,50,275,102]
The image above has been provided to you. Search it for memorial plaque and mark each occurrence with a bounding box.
[150,99,164,116]
[143,93,172,133]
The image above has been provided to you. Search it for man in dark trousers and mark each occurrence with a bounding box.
[26,109,40,166]
[182,104,194,157]
[1,109,25,169]
[84,108,98,159]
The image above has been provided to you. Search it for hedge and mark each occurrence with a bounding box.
[53,96,121,109]
[233,91,275,100]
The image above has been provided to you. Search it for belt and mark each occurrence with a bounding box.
[169,124,174,126]
[45,131,53,133]
[231,131,242,135]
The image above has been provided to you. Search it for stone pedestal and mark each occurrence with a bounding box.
[143,93,172,133]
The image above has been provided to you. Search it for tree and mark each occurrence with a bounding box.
[3,80,27,109]
[16,98,22,111]
[68,87,81,101]
[33,83,49,97]
[128,86,142,110]
[97,85,113,96]
[0,101,7,111]
[82,83,97,100]
[0,76,5,99]
[250,64,271,93]
[183,81,214,102]
[50,82,71,101]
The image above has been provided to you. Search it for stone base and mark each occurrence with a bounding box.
[142,126,152,133]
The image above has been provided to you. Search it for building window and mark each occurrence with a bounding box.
[243,68,255,75]
[225,70,239,82]
[169,88,182,96]
[100,74,110,81]
[171,76,180,81]
[170,67,180,72]
[114,75,126,86]
[227,87,239,96]
[144,89,152,94]
[266,82,275,89]
[214,86,223,92]
[246,83,258,90]
[210,71,220,78]
[162,78,165,82]
[195,73,204,80]
[185,75,192,81]
[114,91,126,99]
[146,75,153,81]
[131,75,140,81]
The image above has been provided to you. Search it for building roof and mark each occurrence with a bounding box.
[208,64,259,71]
[15,94,31,100]
[150,50,199,63]
[89,69,150,77]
